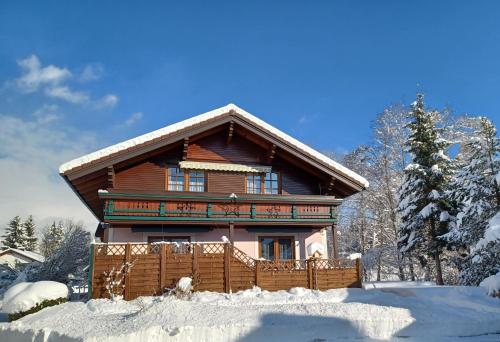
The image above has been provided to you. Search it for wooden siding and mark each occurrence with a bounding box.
[207,171,245,193]
[187,134,266,164]
[91,243,362,300]
[115,161,166,191]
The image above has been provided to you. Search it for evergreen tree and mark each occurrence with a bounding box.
[446,117,500,284]
[40,221,65,258]
[397,93,453,285]
[2,216,28,249]
[23,215,38,251]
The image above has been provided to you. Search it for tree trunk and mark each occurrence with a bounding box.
[408,255,416,281]
[434,251,444,285]
[377,252,382,281]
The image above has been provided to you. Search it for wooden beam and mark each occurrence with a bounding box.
[325,176,336,195]
[266,144,276,164]
[228,221,234,244]
[226,121,234,144]
[332,224,339,259]
[182,137,189,160]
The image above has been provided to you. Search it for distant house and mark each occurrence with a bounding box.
[0,248,44,268]
[59,104,368,298]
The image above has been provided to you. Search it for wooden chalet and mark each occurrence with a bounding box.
[60,104,368,298]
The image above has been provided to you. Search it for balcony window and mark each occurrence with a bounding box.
[189,170,205,192]
[168,167,184,191]
[247,174,262,194]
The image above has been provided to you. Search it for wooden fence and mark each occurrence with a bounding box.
[90,243,362,300]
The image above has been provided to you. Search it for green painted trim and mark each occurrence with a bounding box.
[88,244,94,301]
[250,204,256,219]
[101,192,341,204]
[207,203,212,218]
[292,205,297,219]
[104,215,336,223]
[159,202,165,216]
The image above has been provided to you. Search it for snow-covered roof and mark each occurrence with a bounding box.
[0,248,45,263]
[59,104,368,188]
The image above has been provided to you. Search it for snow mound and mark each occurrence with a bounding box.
[176,277,192,293]
[1,286,500,341]
[2,281,68,314]
[306,242,324,256]
[480,272,500,296]
[348,253,362,260]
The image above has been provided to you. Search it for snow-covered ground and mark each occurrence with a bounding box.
[1,282,499,341]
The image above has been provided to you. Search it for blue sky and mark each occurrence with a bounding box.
[0,1,499,229]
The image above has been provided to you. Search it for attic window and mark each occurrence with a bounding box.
[247,171,279,195]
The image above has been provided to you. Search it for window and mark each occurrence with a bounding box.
[264,172,279,194]
[168,167,184,191]
[247,174,262,194]
[247,171,279,194]
[148,236,191,243]
[188,171,205,192]
[259,237,294,260]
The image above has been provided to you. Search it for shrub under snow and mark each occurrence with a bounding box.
[2,281,69,320]
[480,271,500,297]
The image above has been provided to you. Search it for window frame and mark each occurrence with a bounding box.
[166,167,206,192]
[246,171,280,195]
[258,236,295,261]
[188,170,206,192]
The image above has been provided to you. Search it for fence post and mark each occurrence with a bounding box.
[224,243,232,293]
[307,258,313,289]
[124,243,131,300]
[87,243,95,300]
[192,244,200,291]
[255,260,260,288]
[160,244,167,294]
[356,258,362,287]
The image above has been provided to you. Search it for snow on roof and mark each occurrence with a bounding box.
[0,248,45,263]
[59,104,369,188]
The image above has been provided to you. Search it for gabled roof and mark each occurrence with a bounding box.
[0,248,45,263]
[59,104,368,189]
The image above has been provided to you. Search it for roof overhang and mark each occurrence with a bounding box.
[60,104,368,191]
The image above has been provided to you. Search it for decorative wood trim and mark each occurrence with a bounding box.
[227,121,234,144]
[182,137,189,160]
[266,144,276,164]
[107,166,115,189]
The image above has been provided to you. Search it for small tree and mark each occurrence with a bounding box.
[40,221,65,258]
[22,215,37,252]
[30,221,91,283]
[103,260,136,301]
[2,216,27,249]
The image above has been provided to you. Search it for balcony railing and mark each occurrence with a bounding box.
[100,193,337,223]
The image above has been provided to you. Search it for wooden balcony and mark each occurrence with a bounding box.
[99,191,339,224]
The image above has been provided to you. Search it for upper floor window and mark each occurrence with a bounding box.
[247,171,279,194]
[247,174,262,194]
[168,167,184,191]
[189,170,205,192]
[264,172,279,194]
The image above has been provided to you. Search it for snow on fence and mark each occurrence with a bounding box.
[90,242,362,300]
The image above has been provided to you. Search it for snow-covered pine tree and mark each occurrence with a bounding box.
[397,93,453,285]
[446,117,500,284]
[23,215,37,252]
[40,221,65,258]
[2,216,29,249]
